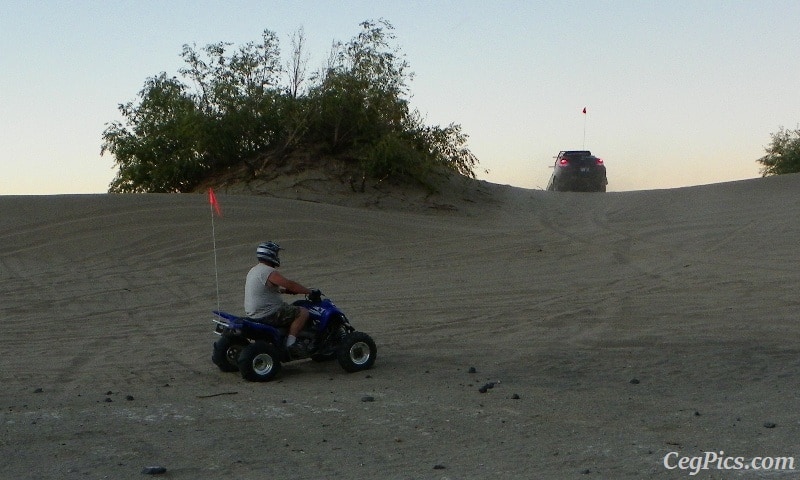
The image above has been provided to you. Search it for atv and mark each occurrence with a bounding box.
[211,292,377,382]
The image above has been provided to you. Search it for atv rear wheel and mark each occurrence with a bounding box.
[238,341,282,382]
[212,336,249,372]
[337,332,377,373]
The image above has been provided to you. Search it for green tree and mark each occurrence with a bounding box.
[305,20,411,152]
[103,30,292,192]
[177,31,290,169]
[757,126,800,176]
[307,20,477,185]
[101,74,203,192]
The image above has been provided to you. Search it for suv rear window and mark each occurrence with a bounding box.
[560,151,591,159]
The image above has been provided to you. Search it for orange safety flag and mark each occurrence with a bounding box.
[208,188,223,217]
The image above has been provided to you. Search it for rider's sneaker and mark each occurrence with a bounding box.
[288,341,309,359]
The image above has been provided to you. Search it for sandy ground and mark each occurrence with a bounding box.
[1,174,799,479]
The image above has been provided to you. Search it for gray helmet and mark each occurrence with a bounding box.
[256,241,282,266]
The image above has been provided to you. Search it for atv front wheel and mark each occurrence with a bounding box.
[337,332,377,373]
[212,336,249,372]
[238,341,282,382]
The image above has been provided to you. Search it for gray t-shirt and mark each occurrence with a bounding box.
[244,263,284,318]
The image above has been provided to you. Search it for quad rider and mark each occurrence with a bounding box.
[243,241,318,358]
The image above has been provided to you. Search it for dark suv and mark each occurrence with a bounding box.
[546,150,607,192]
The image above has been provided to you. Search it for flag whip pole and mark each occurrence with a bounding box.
[208,189,222,314]
[582,107,587,149]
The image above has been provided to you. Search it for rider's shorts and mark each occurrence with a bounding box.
[254,303,300,327]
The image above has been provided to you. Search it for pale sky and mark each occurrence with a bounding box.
[2,0,798,195]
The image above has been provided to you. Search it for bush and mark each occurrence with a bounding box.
[101,20,478,193]
[757,126,800,176]
[101,74,204,192]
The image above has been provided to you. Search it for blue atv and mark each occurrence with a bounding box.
[211,292,377,382]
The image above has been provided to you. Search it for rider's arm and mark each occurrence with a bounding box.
[267,271,312,295]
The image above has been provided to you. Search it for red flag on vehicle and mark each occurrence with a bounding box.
[208,188,222,217]
[582,107,587,114]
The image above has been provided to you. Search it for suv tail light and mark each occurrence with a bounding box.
[595,158,604,165]
[558,158,569,167]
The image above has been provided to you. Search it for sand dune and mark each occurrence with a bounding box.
[1,174,799,479]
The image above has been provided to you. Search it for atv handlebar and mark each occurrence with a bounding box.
[308,289,322,303]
